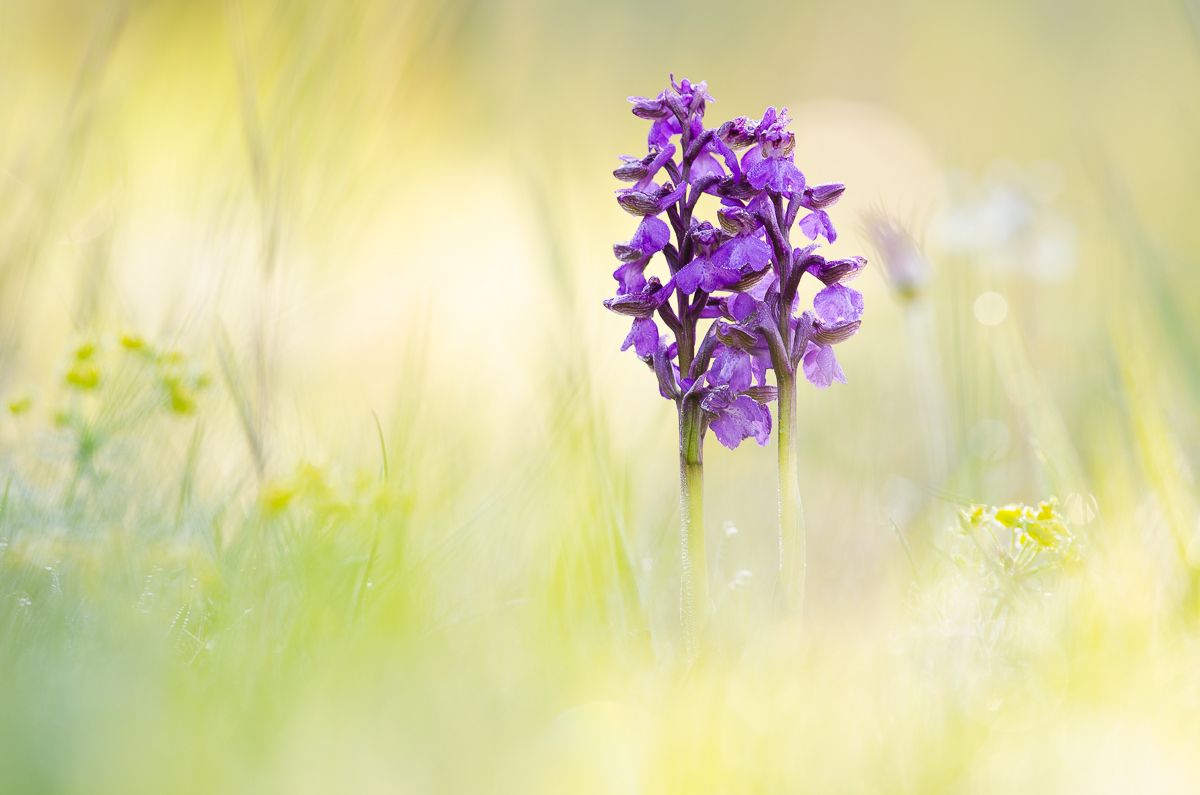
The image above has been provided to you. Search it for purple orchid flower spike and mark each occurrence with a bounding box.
[605,76,798,663]
[705,104,870,617]
[605,76,865,646]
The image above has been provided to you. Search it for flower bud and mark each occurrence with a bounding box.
[813,319,861,345]
[603,277,668,318]
[724,267,770,295]
[802,183,845,209]
[807,256,867,286]
[662,91,688,123]
[699,385,733,414]
[617,181,685,216]
[717,117,758,149]
[652,341,680,399]
[684,128,715,163]
[616,191,661,216]
[790,311,817,365]
[743,385,778,404]
[717,206,760,236]
[714,322,757,351]
[689,221,724,258]
[714,178,759,203]
[627,95,670,120]
[613,243,642,262]
[613,161,649,182]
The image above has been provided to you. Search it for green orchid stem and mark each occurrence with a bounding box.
[776,370,806,619]
[678,397,711,662]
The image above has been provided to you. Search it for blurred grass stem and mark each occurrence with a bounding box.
[904,300,950,485]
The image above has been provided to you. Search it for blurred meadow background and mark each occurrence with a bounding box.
[4,0,1200,791]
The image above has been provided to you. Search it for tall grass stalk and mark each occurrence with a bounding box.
[904,299,951,485]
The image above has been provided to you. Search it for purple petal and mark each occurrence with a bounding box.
[691,151,726,181]
[628,95,670,120]
[711,235,771,273]
[813,284,864,325]
[714,137,741,181]
[746,268,777,301]
[645,145,677,180]
[746,190,773,219]
[813,319,861,345]
[717,206,760,236]
[648,116,682,148]
[739,145,764,175]
[798,210,836,243]
[709,346,753,393]
[700,262,745,293]
[718,116,757,148]
[801,342,847,389]
[747,157,805,194]
[616,189,664,216]
[604,277,669,317]
[621,317,660,358]
[689,222,722,256]
[674,259,705,294]
[750,348,772,385]
[657,182,687,212]
[709,395,773,449]
[612,258,649,295]
[629,216,670,255]
[729,292,757,322]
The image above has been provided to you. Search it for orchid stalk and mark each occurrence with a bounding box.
[714,108,867,618]
[604,80,864,652]
[605,77,773,662]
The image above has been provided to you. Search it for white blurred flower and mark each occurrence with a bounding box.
[934,160,1077,282]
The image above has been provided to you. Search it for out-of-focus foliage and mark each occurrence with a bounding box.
[4,0,1200,791]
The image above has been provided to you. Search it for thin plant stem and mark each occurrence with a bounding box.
[904,299,950,485]
[678,398,710,661]
[776,369,806,617]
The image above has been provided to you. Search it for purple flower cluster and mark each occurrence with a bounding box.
[605,76,866,449]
